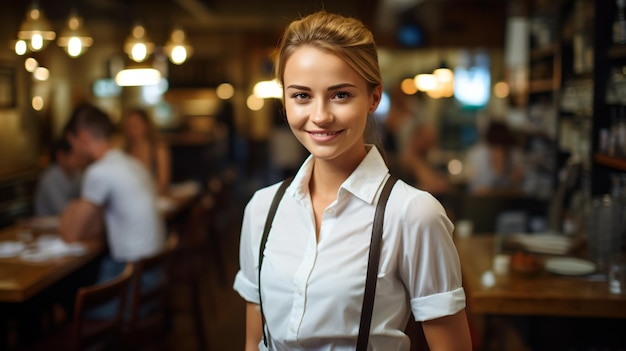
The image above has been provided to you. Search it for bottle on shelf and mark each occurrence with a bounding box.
[614,0,626,45]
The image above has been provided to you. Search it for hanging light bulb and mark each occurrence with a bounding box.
[164,27,193,65]
[57,10,93,58]
[124,24,154,62]
[17,2,56,52]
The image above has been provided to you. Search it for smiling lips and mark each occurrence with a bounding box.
[307,129,344,142]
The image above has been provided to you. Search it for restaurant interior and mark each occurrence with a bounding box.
[1,0,626,350]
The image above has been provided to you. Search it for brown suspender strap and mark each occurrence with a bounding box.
[356,175,398,351]
[258,175,398,350]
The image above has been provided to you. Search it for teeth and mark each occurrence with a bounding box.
[311,131,339,137]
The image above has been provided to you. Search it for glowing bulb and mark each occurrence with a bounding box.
[15,40,27,55]
[247,95,264,111]
[170,45,188,64]
[216,83,235,100]
[24,58,38,72]
[401,78,418,95]
[67,37,83,57]
[32,96,44,111]
[131,43,147,62]
[33,67,50,81]
[31,33,43,51]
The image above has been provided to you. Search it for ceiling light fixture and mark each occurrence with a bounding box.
[164,27,193,65]
[17,2,56,52]
[124,23,154,63]
[57,10,93,58]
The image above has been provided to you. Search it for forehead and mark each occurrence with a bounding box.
[283,46,365,87]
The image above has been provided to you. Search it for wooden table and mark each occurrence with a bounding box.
[0,225,104,303]
[455,235,626,319]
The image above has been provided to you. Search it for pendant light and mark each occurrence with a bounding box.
[57,10,93,58]
[124,23,155,63]
[17,2,56,52]
[164,27,193,65]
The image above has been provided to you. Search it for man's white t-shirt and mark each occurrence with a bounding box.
[82,149,165,261]
[234,146,465,351]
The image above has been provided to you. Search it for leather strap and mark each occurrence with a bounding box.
[258,175,398,350]
[258,177,293,348]
[356,175,398,351]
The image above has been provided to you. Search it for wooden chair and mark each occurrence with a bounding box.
[27,262,134,351]
[123,234,178,350]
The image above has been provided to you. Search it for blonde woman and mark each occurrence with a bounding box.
[234,11,471,351]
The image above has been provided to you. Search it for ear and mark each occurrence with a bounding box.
[368,85,382,114]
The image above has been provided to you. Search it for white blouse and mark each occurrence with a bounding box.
[234,146,466,351]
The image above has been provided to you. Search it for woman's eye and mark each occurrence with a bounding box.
[291,92,309,100]
[333,92,351,100]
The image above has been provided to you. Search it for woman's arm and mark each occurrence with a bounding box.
[245,302,263,351]
[156,143,172,195]
[422,309,472,351]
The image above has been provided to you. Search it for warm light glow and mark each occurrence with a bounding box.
[115,68,161,86]
[170,46,188,64]
[15,40,27,55]
[57,12,93,57]
[131,43,148,62]
[448,159,463,175]
[247,95,264,111]
[216,83,235,100]
[253,80,283,99]
[494,81,510,98]
[33,67,49,81]
[18,4,56,52]
[124,24,154,62]
[165,28,193,65]
[24,58,38,72]
[31,33,43,50]
[415,74,437,92]
[32,96,44,111]
[400,78,418,95]
[434,67,454,82]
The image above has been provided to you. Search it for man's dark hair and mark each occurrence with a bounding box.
[50,137,72,163]
[64,103,116,140]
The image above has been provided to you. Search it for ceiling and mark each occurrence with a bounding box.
[5,0,507,47]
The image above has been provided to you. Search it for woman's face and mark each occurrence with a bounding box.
[124,113,148,141]
[283,46,381,165]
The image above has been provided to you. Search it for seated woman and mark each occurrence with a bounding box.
[464,119,526,195]
[121,108,171,195]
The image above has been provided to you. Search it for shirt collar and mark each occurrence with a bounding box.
[289,145,389,205]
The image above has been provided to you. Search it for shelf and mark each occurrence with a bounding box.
[529,79,557,93]
[594,153,626,171]
[608,45,626,59]
[530,44,558,61]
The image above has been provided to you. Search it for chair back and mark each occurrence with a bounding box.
[127,234,179,338]
[73,262,134,350]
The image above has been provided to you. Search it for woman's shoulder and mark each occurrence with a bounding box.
[245,180,292,216]
[390,179,449,223]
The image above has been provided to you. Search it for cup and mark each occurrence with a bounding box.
[586,195,622,271]
[609,255,626,295]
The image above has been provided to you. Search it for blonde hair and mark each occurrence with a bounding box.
[274,11,382,92]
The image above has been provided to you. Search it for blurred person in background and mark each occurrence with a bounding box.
[59,104,165,316]
[121,108,171,195]
[464,119,525,195]
[34,137,85,216]
[398,119,450,197]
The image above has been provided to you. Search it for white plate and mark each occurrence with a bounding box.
[0,241,25,257]
[545,257,596,276]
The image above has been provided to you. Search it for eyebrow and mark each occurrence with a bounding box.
[285,83,358,91]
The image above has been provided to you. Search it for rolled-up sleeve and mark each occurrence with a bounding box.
[399,191,466,321]
[233,193,262,304]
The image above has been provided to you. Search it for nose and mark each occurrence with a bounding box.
[311,100,333,125]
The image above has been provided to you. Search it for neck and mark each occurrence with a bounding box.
[90,140,113,160]
[309,145,367,198]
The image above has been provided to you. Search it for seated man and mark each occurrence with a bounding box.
[34,137,85,216]
[59,104,166,315]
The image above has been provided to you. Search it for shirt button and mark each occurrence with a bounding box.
[327,208,335,214]
[290,324,296,332]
